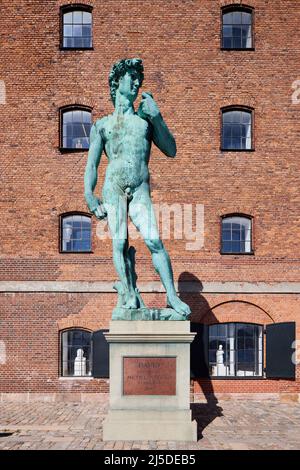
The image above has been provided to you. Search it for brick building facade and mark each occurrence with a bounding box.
[0,0,299,401]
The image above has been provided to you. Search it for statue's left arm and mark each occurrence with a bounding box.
[138,92,177,158]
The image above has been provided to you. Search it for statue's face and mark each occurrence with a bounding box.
[117,70,140,103]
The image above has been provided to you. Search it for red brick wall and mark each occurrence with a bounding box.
[0,0,299,395]
[0,292,299,394]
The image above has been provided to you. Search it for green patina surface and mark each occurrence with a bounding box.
[84,58,190,320]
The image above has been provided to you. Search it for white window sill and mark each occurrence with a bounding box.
[59,376,94,380]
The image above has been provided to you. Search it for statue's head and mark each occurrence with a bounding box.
[109,58,144,105]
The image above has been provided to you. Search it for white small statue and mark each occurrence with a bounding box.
[74,348,86,376]
[216,345,227,376]
[216,344,224,364]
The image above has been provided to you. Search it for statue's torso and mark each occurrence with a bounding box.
[99,113,152,193]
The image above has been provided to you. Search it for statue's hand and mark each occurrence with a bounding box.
[138,92,160,121]
[86,195,107,220]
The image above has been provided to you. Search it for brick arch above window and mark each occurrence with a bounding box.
[221,3,254,12]
[58,1,94,8]
[57,316,106,331]
[201,300,275,325]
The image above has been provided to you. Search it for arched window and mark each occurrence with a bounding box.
[60,106,92,150]
[61,329,92,377]
[61,5,93,49]
[60,213,92,252]
[221,215,252,254]
[221,108,253,150]
[222,6,254,49]
[209,323,263,377]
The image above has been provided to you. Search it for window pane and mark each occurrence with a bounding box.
[223,25,232,37]
[223,124,231,138]
[233,36,241,48]
[242,24,251,39]
[222,138,231,150]
[73,11,82,24]
[64,12,72,24]
[231,111,242,123]
[73,25,82,37]
[82,25,91,37]
[232,11,242,24]
[232,26,241,37]
[64,37,73,48]
[223,12,232,24]
[222,230,231,241]
[232,230,240,241]
[242,111,251,124]
[242,12,252,24]
[64,25,72,37]
[223,37,232,49]
[82,111,92,123]
[231,137,241,149]
[232,124,241,138]
[82,11,92,24]
[232,241,240,252]
[82,37,92,48]
[222,241,231,252]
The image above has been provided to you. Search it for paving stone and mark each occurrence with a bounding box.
[0,399,299,449]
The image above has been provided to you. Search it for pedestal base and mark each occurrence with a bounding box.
[102,321,197,442]
[103,409,197,441]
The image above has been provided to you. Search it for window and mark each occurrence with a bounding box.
[61,329,92,377]
[221,215,252,254]
[61,6,93,49]
[209,323,263,377]
[60,107,92,150]
[222,7,253,49]
[61,213,92,252]
[222,108,253,150]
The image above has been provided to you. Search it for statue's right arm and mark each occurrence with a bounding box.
[84,121,107,219]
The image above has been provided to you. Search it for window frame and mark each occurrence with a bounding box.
[59,105,92,153]
[220,106,255,152]
[220,4,255,51]
[59,328,93,378]
[208,322,264,380]
[220,213,254,255]
[60,4,94,51]
[59,211,93,254]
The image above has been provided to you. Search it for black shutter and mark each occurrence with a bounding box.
[266,322,296,379]
[190,323,209,378]
[92,329,109,378]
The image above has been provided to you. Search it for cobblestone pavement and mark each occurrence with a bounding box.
[0,398,299,450]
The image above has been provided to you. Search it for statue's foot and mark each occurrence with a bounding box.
[167,295,191,318]
[123,293,139,309]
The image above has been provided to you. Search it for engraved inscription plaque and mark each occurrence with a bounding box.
[123,357,176,395]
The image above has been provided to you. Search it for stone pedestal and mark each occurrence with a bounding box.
[103,320,197,441]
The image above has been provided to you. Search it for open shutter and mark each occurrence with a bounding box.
[190,323,209,378]
[266,322,296,379]
[92,329,109,378]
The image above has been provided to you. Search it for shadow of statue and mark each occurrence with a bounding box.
[178,271,223,440]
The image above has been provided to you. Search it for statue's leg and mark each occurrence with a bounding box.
[104,192,138,309]
[129,183,191,317]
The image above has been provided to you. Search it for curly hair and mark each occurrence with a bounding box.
[109,58,144,105]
